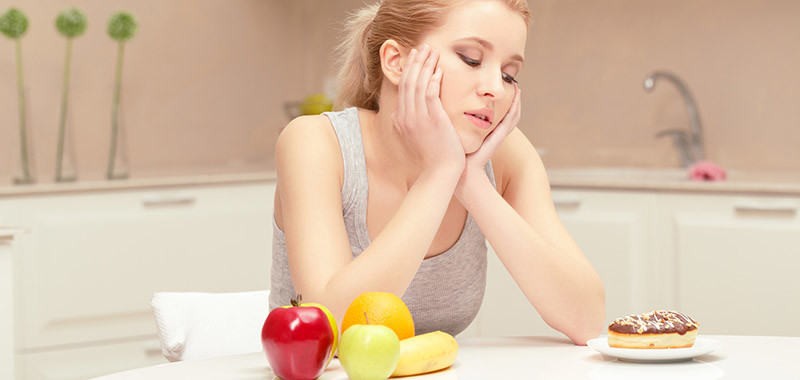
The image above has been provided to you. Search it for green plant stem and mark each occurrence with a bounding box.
[15,38,31,183]
[107,42,125,179]
[56,38,73,181]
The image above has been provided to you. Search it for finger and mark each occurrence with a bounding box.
[403,45,429,122]
[417,49,439,116]
[396,48,418,122]
[503,84,522,130]
[471,85,522,159]
[497,84,522,133]
[426,67,447,121]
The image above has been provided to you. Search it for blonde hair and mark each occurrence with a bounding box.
[333,0,530,111]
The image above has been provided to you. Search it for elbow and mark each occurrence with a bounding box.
[566,282,607,346]
[567,321,605,346]
[566,310,606,346]
[299,288,348,325]
[546,309,606,346]
[569,333,598,347]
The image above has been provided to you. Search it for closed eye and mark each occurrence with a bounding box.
[458,53,518,84]
[502,73,518,84]
[458,53,480,67]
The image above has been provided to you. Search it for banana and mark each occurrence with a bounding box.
[391,331,459,377]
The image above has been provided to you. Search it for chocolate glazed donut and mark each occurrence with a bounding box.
[608,310,700,349]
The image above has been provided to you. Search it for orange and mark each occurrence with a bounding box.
[341,292,415,340]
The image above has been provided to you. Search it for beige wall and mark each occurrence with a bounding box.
[524,0,800,170]
[2,0,799,185]
[1,0,304,183]
[307,0,800,170]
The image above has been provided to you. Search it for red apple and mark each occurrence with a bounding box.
[261,295,334,380]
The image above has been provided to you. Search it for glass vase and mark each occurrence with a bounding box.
[12,88,36,185]
[55,87,78,182]
[106,85,129,180]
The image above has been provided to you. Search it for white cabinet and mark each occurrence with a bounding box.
[551,191,669,317]
[470,188,800,339]
[16,339,165,380]
[472,190,661,338]
[1,228,25,380]
[0,180,276,380]
[662,194,800,335]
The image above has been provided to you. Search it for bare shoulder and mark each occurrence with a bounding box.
[491,128,546,196]
[274,114,344,230]
[276,114,343,186]
[277,114,340,158]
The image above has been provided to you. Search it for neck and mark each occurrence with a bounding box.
[362,81,425,191]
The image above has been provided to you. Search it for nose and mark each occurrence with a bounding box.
[477,68,506,99]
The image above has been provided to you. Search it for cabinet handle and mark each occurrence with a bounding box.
[0,226,28,239]
[144,343,165,358]
[552,196,582,208]
[734,200,798,213]
[141,195,196,208]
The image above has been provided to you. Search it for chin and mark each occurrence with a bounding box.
[463,143,480,154]
[459,134,487,154]
[453,116,491,154]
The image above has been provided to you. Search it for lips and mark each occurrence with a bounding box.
[464,108,494,130]
[466,114,491,129]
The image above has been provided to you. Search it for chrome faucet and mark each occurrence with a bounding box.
[644,71,705,167]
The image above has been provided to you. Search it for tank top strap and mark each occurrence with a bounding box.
[322,107,371,249]
[485,159,496,189]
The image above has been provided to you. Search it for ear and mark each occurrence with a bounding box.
[379,39,407,86]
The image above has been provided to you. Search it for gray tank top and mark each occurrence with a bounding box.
[269,107,495,336]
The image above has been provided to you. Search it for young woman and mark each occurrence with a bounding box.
[269,0,605,345]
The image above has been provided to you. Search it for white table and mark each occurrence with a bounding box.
[91,335,797,379]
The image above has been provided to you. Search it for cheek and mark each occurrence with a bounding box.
[438,65,472,115]
[501,96,514,118]
[437,64,459,103]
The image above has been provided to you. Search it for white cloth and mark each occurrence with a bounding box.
[150,290,270,362]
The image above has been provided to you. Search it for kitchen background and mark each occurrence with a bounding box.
[2,0,800,185]
[1,1,799,380]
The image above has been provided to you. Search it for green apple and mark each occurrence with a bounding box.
[338,324,400,380]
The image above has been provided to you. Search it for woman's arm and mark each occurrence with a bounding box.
[276,116,461,324]
[456,129,606,345]
[276,46,465,324]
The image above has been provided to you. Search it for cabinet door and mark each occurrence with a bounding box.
[475,190,658,338]
[667,194,800,336]
[8,181,276,350]
[16,338,165,380]
[1,236,16,380]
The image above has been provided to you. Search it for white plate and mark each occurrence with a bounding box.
[586,337,722,363]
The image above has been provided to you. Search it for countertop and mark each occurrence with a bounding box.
[91,335,798,380]
[2,166,800,197]
[547,167,800,195]
[0,167,277,197]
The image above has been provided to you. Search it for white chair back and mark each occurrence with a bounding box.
[150,290,270,361]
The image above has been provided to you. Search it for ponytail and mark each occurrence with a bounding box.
[333,2,381,111]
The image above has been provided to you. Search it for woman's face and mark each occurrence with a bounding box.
[418,1,527,153]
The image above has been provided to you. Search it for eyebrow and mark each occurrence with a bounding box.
[454,36,525,64]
